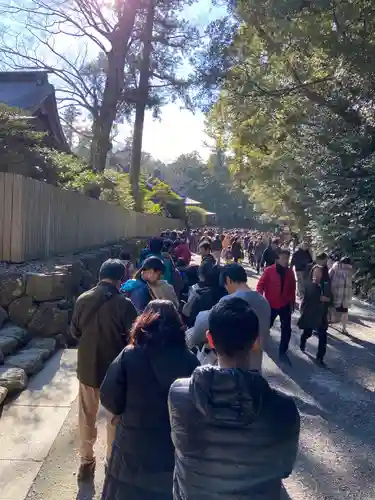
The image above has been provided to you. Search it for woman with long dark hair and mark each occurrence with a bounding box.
[100,300,199,500]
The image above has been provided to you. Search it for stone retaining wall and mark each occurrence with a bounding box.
[0,239,146,404]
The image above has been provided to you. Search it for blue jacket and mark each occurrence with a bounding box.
[121,279,150,313]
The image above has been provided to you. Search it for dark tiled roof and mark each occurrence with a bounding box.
[0,71,52,111]
[0,71,69,151]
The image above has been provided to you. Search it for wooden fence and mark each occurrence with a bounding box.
[0,173,184,262]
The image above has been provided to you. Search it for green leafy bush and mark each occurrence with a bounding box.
[100,171,134,210]
[142,177,185,217]
[186,206,207,227]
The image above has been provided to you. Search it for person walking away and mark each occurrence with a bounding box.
[172,239,192,266]
[247,238,255,267]
[121,257,179,312]
[118,250,135,285]
[169,298,300,500]
[199,232,212,246]
[189,231,198,253]
[256,249,296,365]
[244,233,250,254]
[254,237,266,273]
[290,241,313,300]
[211,234,223,265]
[230,236,243,263]
[261,239,280,269]
[199,241,216,265]
[141,237,174,285]
[298,252,332,367]
[186,263,270,371]
[71,259,138,481]
[101,300,199,500]
[221,232,231,253]
[329,256,352,335]
[182,261,226,327]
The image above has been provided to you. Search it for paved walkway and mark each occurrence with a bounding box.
[1,259,375,499]
[0,350,78,500]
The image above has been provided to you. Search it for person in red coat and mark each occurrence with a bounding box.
[173,239,192,266]
[256,249,296,365]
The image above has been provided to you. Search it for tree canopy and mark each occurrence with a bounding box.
[198,0,375,295]
[0,0,198,176]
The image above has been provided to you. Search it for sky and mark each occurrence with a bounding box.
[2,0,225,163]
[118,106,211,163]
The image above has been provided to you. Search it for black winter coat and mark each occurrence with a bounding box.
[184,284,227,327]
[169,366,300,500]
[291,248,313,272]
[231,241,242,259]
[298,269,332,331]
[211,238,223,252]
[100,344,199,500]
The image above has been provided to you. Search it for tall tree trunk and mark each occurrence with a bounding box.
[90,5,139,172]
[130,0,155,211]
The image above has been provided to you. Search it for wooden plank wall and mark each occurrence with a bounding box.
[0,174,183,262]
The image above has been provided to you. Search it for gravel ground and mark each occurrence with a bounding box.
[247,262,375,500]
[25,260,375,500]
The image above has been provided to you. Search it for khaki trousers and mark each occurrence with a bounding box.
[78,383,117,465]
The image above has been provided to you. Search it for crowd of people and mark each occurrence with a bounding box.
[71,226,353,500]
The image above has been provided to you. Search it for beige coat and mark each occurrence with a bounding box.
[149,280,179,308]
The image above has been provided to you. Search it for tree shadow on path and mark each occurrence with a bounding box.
[265,329,375,499]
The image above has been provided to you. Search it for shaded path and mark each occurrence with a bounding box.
[244,261,375,499]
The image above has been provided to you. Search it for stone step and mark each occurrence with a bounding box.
[0,323,29,357]
[5,338,56,374]
[0,366,28,394]
[0,337,58,401]
[5,348,49,376]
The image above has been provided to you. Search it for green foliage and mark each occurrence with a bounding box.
[199,0,375,294]
[0,104,138,209]
[142,177,185,218]
[113,145,258,226]
[186,206,207,227]
[143,199,162,215]
[100,171,134,211]
[0,104,94,188]
[166,151,258,227]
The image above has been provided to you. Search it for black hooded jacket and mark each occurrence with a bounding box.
[183,282,227,327]
[168,366,300,500]
[100,345,199,500]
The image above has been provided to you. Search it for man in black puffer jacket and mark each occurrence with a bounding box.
[182,261,226,327]
[168,297,300,500]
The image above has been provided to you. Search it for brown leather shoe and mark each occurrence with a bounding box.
[77,461,96,482]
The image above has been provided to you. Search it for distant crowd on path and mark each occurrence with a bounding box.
[70,225,353,500]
